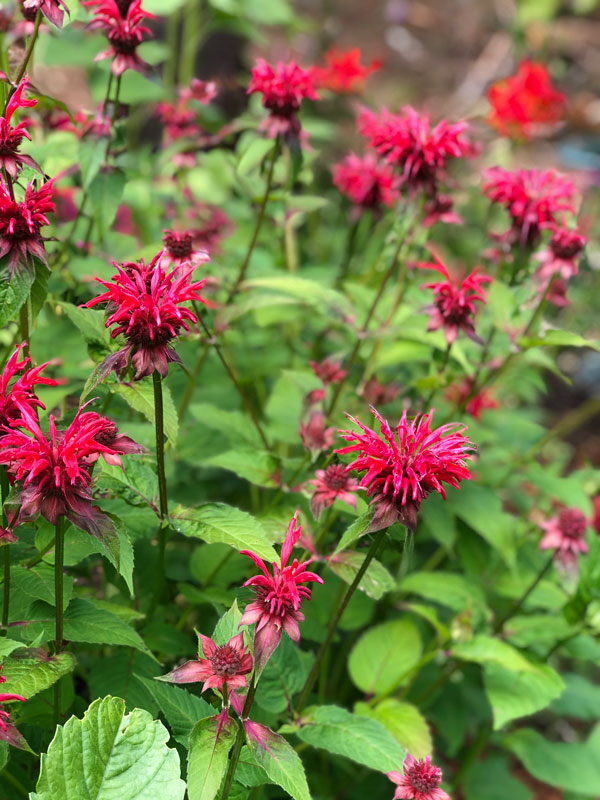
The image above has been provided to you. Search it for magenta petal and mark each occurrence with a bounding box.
[156,659,210,684]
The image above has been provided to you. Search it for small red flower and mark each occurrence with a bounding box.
[483,167,577,248]
[84,0,153,76]
[300,410,335,453]
[247,58,318,138]
[311,48,380,94]
[419,253,492,345]
[487,60,565,139]
[534,226,586,282]
[22,0,69,27]
[539,507,588,568]
[387,754,450,800]
[422,194,462,228]
[162,229,210,268]
[445,379,497,420]
[84,251,209,380]
[0,671,26,749]
[332,152,398,211]
[0,342,58,433]
[0,178,55,271]
[310,358,347,386]
[360,376,399,407]
[0,78,41,179]
[240,511,323,671]
[358,106,472,197]
[310,463,359,519]
[338,406,474,532]
[158,632,253,695]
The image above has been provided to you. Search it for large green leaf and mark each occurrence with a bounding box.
[244,275,352,316]
[551,673,600,720]
[138,677,214,742]
[113,379,178,446]
[354,699,432,759]
[327,552,395,600]
[88,167,127,236]
[399,571,488,623]
[348,619,422,695]
[10,564,73,609]
[172,503,278,562]
[0,259,35,328]
[484,662,564,729]
[212,600,243,646]
[63,598,154,657]
[32,696,186,800]
[244,721,311,800]
[187,712,237,800]
[332,512,373,555]
[0,649,75,700]
[452,635,535,672]
[296,705,406,772]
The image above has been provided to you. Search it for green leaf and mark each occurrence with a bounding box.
[212,600,243,646]
[399,571,488,623]
[333,512,373,555]
[551,673,600,720]
[237,138,275,176]
[484,662,564,729]
[113,379,178,446]
[486,280,518,330]
[244,275,352,317]
[173,503,278,562]
[206,449,280,488]
[10,564,73,609]
[191,403,262,447]
[0,259,35,328]
[254,635,308,714]
[327,552,395,600]
[63,597,155,657]
[0,649,75,700]
[57,300,111,348]
[88,167,127,237]
[452,635,536,672]
[32,696,186,800]
[296,705,406,772]
[138,677,214,742]
[187,712,237,800]
[463,753,532,800]
[348,619,422,695]
[0,639,24,658]
[244,721,311,800]
[519,329,600,351]
[79,135,107,190]
[505,725,600,797]
[354,699,432,760]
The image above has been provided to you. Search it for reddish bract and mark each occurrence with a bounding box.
[158,632,253,694]
[22,0,69,27]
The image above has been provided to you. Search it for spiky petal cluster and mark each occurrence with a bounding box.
[311,48,380,93]
[483,167,577,248]
[247,58,318,138]
[419,253,492,345]
[0,178,55,271]
[0,405,140,536]
[310,463,358,519]
[332,152,398,212]
[387,754,450,800]
[487,60,565,139]
[0,342,58,433]
[0,78,41,179]
[338,407,474,532]
[158,632,253,695]
[539,507,588,568]
[0,672,26,749]
[84,251,209,379]
[534,226,586,282]
[83,0,153,76]
[23,0,69,27]
[240,511,323,671]
[357,106,472,197]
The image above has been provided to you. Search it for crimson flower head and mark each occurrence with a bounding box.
[0,342,58,433]
[539,507,588,569]
[387,754,449,800]
[300,410,335,453]
[446,379,497,420]
[311,48,380,93]
[483,167,577,248]
[358,106,472,197]
[84,251,209,380]
[247,58,318,139]
[310,463,358,519]
[332,152,398,212]
[162,229,210,268]
[0,78,41,179]
[534,226,586,282]
[240,511,323,672]
[338,407,474,532]
[22,0,69,27]
[360,376,399,407]
[310,357,346,386]
[158,632,252,696]
[419,253,492,345]
[0,671,26,749]
[71,410,145,466]
[84,0,153,76]
[487,60,565,139]
[0,404,140,537]
[0,178,54,271]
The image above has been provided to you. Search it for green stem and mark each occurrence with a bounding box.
[335,217,360,289]
[180,0,202,86]
[18,303,29,344]
[221,679,258,800]
[227,141,279,302]
[53,517,65,727]
[9,10,42,95]
[296,530,387,713]
[1,467,10,634]
[152,371,169,610]
[493,555,554,633]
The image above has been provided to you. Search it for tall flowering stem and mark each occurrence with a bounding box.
[220,679,258,800]
[153,370,169,605]
[53,516,65,726]
[1,467,10,633]
[295,529,386,713]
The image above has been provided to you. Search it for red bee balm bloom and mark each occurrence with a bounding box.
[311,48,380,93]
[0,342,58,433]
[310,463,358,519]
[158,632,253,695]
[387,754,450,800]
[487,61,565,139]
[0,672,26,749]
[300,410,335,453]
[247,58,318,138]
[84,251,209,380]
[0,78,42,179]
[419,253,492,345]
[162,229,210,268]
[84,0,153,76]
[445,379,497,420]
[332,152,398,211]
[483,167,576,248]
[539,507,588,568]
[534,226,586,282]
[22,0,69,26]
[338,407,474,532]
[358,106,472,197]
[0,178,54,271]
[310,357,347,386]
[240,511,323,671]
[0,405,140,537]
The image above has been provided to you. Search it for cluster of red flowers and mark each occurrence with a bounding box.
[83,0,153,76]
[310,48,380,94]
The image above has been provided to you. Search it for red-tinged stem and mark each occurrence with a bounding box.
[295,529,387,713]
[221,678,258,800]
[53,516,65,727]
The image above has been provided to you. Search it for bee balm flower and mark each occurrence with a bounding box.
[534,226,586,282]
[311,48,380,94]
[22,0,69,27]
[332,152,398,212]
[338,407,474,532]
[310,463,358,519]
[0,78,41,179]
[0,671,26,749]
[0,342,58,433]
[539,507,588,568]
[0,178,55,272]
[387,754,450,800]
[248,58,318,139]
[83,0,153,76]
